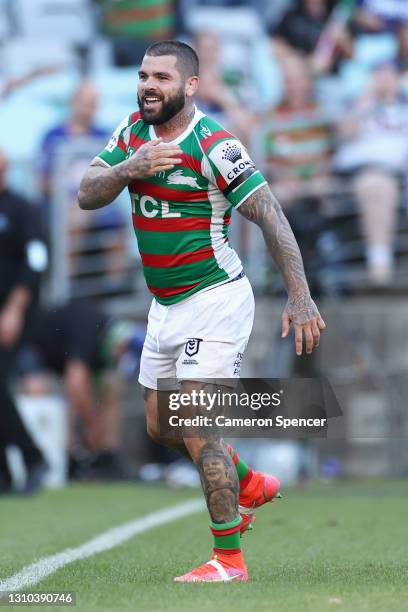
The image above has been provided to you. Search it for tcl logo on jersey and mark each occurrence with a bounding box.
[209,140,255,183]
[131,194,181,218]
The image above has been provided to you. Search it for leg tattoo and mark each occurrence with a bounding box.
[197,441,239,524]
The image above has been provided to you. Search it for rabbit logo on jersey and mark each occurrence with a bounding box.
[209,140,255,183]
[167,170,201,189]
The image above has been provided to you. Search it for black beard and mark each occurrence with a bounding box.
[138,88,186,125]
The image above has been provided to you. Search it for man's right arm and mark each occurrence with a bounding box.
[78,139,183,210]
[78,158,131,210]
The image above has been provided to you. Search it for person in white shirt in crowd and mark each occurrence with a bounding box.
[335,61,408,284]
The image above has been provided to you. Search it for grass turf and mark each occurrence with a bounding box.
[1,480,408,611]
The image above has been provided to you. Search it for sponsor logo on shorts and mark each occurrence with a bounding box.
[182,358,199,366]
[233,352,243,375]
[185,338,202,357]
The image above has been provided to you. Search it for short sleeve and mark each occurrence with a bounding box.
[96,115,130,167]
[206,137,267,208]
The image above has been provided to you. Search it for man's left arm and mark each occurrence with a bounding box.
[237,184,326,355]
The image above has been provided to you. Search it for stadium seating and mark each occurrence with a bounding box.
[2,37,77,78]
[1,96,61,161]
[93,67,139,127]
[353,33,398,69]
[0,0,11,41]
[187,6,280,108]
[15,0,94,44]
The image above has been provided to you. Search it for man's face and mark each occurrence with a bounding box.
[137,54,187,125]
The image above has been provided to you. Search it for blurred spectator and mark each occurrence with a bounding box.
[97,0,177,65]
[256,55,334,293]
[193,31,252,140]
[40,80,128,288]
[260,55,334,208]
[335,62,408,284]
[271,0,353,73]
[188,4,283,108]
[194,30,226,122]
[19,299,145,480]
[41,80,107,206]
[353,0,408,35]
[0,149,48,494]
[398,22,408,72]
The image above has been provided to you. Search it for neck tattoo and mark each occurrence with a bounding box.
[156,105,195,139]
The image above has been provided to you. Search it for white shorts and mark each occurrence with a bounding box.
[138,275,255,390]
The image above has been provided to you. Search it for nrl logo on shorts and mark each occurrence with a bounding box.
[185,337,203,357]
[222,143,242,164]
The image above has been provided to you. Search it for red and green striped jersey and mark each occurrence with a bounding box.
[97,107,267,305]
[100,0,175,40]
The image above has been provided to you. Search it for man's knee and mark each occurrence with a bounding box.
[183,436,204,462]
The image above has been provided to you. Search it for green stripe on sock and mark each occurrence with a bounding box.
[210,516,241,531]
[213,531,241,550]
[211,515,241,551]
[227,445,250,481]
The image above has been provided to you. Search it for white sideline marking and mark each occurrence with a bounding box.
[0,498,205,592]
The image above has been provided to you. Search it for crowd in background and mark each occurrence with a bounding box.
[2,0,408,292]
[2,0,408,491]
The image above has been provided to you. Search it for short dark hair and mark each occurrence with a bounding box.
[145,40,199,78]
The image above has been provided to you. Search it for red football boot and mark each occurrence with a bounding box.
[239,471,281,535]
[174,550,248,583]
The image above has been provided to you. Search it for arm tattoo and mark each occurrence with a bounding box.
[78,158,129,210]
[238,184,318,323]
[78,141,178,210]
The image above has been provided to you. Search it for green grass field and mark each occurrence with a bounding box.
[1,480,407,612]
